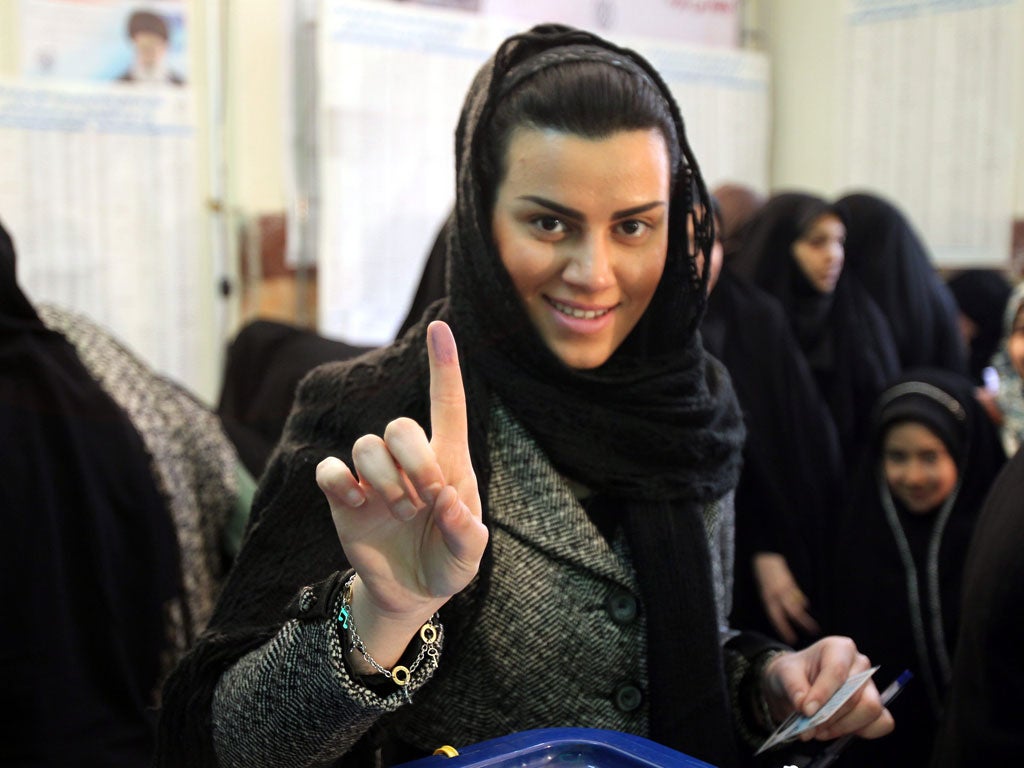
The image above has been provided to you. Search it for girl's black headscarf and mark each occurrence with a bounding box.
[1,219,182,766]
[158,24,744,767]
[835,192,967,375]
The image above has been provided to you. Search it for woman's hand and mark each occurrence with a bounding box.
[762,637,895,742]
[754,552,821,644]
[315,321,488,668]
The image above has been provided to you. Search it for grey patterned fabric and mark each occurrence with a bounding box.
[211,401,755,767]
[38,304,245,662]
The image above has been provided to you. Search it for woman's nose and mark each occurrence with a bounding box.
[563,235,614,290]
[828,240,844,263]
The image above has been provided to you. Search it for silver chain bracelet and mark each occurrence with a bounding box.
[337,573,442,700]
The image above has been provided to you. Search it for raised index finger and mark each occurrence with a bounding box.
[427,321,469,455]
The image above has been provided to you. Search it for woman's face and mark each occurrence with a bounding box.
[882,422,959,514]
[1008,304,1024,379]
[491,127,671,369]
[792,213,845,294]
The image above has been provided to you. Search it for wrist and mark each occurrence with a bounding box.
[759,650,794,726]
[341,574,442,678]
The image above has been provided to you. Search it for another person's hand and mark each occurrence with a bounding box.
[761,637,895,742]
[974,385,1004,427]
[315,321,488,669]
[753,552,821,644]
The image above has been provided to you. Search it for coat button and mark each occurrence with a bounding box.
[298,585,317,613]
[612,682,643,712]
[605,591,638,624]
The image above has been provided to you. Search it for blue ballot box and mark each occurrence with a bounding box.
[395,727,717,768]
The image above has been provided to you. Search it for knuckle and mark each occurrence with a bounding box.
[315,458,334,483]
[384,416,420,442]
[432,389,466,408]
[352,433,382,457]
[829,636,857,657]
[351,436,388,472]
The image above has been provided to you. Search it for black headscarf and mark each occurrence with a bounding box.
[826,368,1006,767]
[946,268,1014,385]
[0,219,182,767]
[736,192,901,468]
[158,24,745,768]
[835,192,967,375]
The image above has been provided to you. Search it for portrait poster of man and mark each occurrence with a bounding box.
[18,0,188,87]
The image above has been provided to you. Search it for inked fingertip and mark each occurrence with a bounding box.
[428,322,456,363]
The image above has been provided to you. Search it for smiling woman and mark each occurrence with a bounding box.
[491,127,670,369]
[157,25,893,768]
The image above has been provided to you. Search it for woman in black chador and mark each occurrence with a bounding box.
[836,192,966,375]
[1,219,182,767]
[735,192,900,470]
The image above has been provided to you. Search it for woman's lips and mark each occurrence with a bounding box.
[547,297,613,319]
[546,297,617,333]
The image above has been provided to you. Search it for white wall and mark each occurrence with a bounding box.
[225,0,288,215]
[767,0,1023,269]
[768,0,1024,215]
[766,0,845,195]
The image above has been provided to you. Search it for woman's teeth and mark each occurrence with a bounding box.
[550,299,610,319]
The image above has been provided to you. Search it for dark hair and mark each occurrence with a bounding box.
[480,60,681,204]
[127,10,169,41]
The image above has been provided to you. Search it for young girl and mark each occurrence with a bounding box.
[157,26,891,768]
[827,368,1005,766]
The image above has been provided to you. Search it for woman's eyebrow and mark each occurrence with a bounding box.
[518,196,666,221]
[612,201,666,219]
[519,196,584,221]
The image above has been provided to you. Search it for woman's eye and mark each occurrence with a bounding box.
[616,219,650,238]
[532,216,567,235]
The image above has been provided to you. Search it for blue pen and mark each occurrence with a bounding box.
[802,669,913,768]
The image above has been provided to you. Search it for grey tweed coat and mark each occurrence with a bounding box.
[211,402,763,768]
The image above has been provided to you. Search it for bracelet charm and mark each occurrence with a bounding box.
[337,573,442,700]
